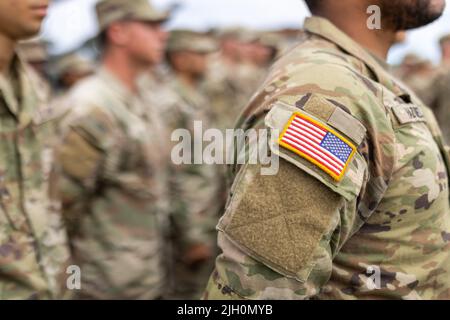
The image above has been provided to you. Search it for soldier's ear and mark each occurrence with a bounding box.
[105,22,130,47]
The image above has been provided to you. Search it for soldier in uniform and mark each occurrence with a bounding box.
[54,0,205,299]
[242,32,281,98]
[247,33,280,70]
[53,54,95,94]
[160,30,223,299]
[48,54,95,133]
[0,0,70,299]
[204,0,450,300]
[202,29,262,132]
[424,36,450,143]
[165,30,218,123]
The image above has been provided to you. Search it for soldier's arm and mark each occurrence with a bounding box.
[166,101,216,262]
[203,93,392,300]
[55,106,118,216]
[204,161,349,300]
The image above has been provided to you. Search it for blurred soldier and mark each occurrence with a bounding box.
[48,54,95,132]
[219,28,247,65]
[53,54,95,93]
[165,30,218,124]
[203,28,262,132]
[0,0,70,299]
[54,0,204,299]
[233,30,269,102]
[428,70,450,143]
[242,32,281,95]
[439,34,450,67]
[248,33,279,69]
[204,0,450,300]
[161,30,223,299]
[395,54,437,104]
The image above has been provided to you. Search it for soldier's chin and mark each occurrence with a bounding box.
[382,0,446,31]
[401,11,443,30]
[401,1,445,30]
[18,25,43,41]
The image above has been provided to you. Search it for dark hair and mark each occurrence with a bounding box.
[304,0,322,13]
[96,29,117,60]
[98,31,108,49]
[165,51,175,68]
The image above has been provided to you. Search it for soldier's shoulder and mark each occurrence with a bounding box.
[60,76,119,138]
[280,37,363,68]
[262,46,384,126]
[69,74,108,103]
[273,43,380,99]
[248,49,394,197]
[64,75,116,119]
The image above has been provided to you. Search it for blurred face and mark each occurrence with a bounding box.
[238,42,255,63]
[442,42,450,63]
[0,0,49,40]
[377,0,446,31]
[221,39,242,62]
[109,20,168,68]
[250,43,275,67]
[170,51,209,78]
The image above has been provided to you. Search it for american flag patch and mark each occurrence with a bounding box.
[278,112,356,181]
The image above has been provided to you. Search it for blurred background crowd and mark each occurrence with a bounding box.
[9,0,450,300]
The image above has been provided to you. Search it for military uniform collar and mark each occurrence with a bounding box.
[0,54,21,116]
[304,16,406,97]
[98,66,149,117]
[98,66,137,103]
[172,76,205,110]
[0,53,40,127]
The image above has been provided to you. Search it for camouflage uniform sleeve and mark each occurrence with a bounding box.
[204,92,394,300]
[169,165,220,246]
[55,106,119,221]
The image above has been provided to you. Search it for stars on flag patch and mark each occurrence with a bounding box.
[278,112,357,181]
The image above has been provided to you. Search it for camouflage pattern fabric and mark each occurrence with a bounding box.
[203,16,450,300]
[140,72,224,299]
[168,77,224,299]
[54,67,179,299]
[0,55,70,300]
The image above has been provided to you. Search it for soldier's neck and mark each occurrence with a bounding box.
[0,34,16,77]
[177,72,198,89]
[222,53,241,66]
[316,9,396,60]
[102,51,144,94]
